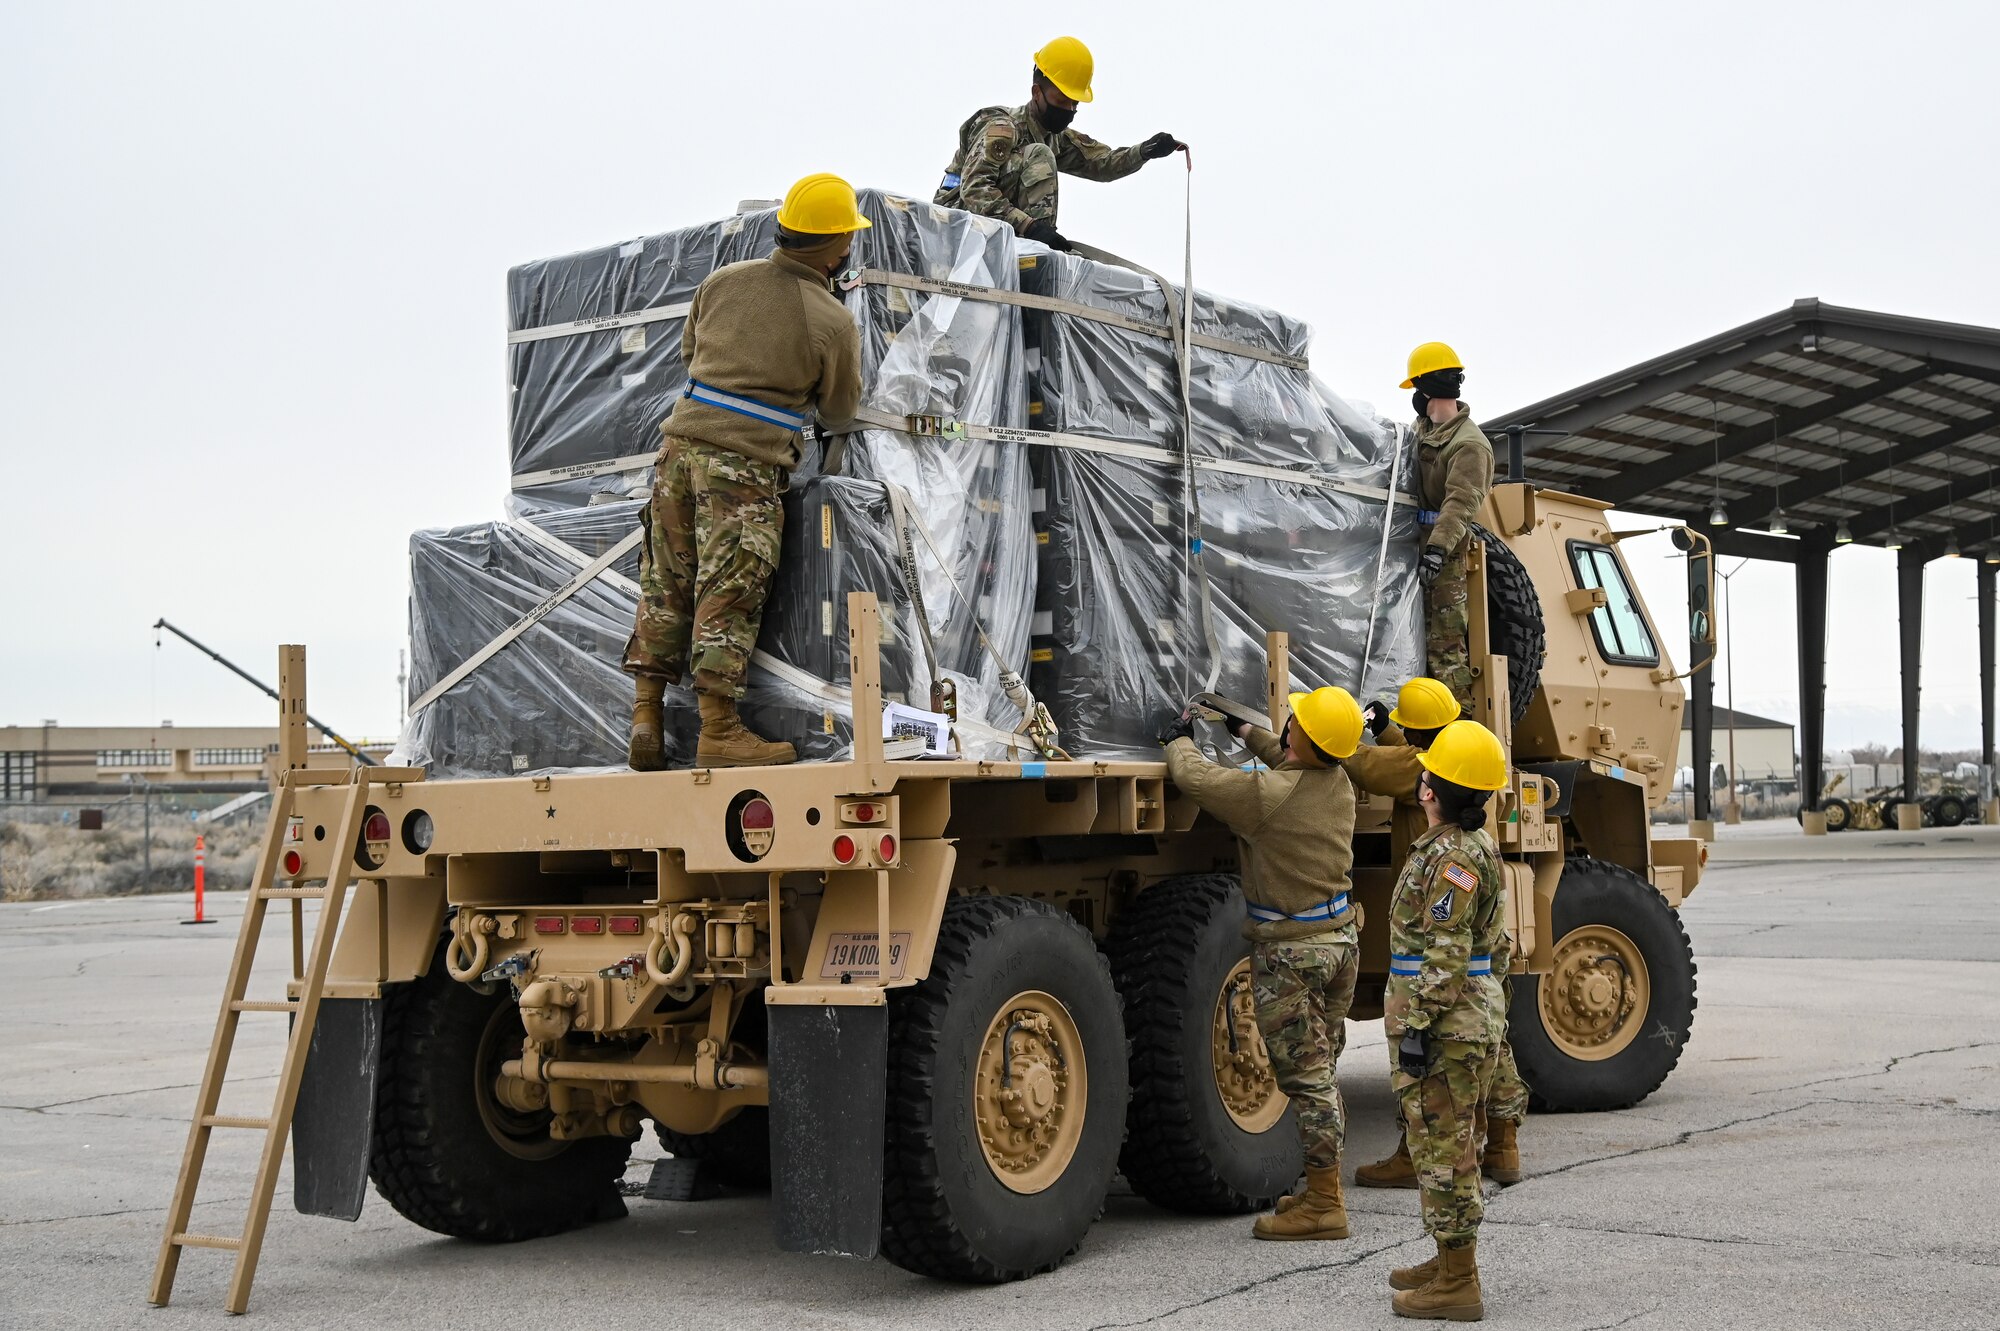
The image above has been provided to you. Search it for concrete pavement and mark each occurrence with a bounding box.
[3,847,1996,1330]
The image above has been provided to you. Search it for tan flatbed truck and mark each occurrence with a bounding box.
[152,481,1713,1310]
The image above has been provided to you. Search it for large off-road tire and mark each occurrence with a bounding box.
[1474,524,1546,726]
[1105,874,1300,1213]
[654,1109,771,1190]
[1509,857,1696,1112]
[880,895,1127,1282]
[369,950,631,1240]
[1931,793,1969,828]
[1821,797,1852,832]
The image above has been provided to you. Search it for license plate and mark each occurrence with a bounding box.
[820,931,912,980]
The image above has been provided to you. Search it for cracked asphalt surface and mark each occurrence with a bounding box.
[4,830,1997,1329]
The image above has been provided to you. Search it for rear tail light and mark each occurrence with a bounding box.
[608,915,643,935]
[571,915,603,935]
[831,834,858,865]
[281,849,304,877]
[878,834,898,863]
[534,916,566,935]
[841,800,886,824]
[362,810,393,843]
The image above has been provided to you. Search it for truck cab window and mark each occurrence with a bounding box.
[1568,541,1659,666]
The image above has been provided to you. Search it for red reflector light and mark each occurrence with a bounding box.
[534,916,566,935]
[363,811,392,843]
[281,850,303,877]
[608,915,643,935]
[740,797,775,831]
[571,915,603,935]
[854,802,877,822]
[831,834,857,865]
[879,834,897,863]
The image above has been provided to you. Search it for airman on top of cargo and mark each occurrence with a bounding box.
[936,36,1182,253]
[622,173,868,771]
[1158,686,1366,1243]
[1384,719,1509,1321]
[1405,343,1495,715]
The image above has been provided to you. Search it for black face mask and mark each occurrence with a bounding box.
[1034,102,1077,133]
[1412,389,1431,418]
[1412,368,1464,399]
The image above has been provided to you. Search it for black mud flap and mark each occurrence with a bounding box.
[291,996,382,1220]
[767,1001,887,1259]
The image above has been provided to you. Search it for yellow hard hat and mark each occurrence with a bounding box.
[776,173,873,235]
[1400,340,1464,390]
[1034,35,1096,103]
[1419,720,1509,791]
[1286,686,1364,760]
[1388,677,1462,731]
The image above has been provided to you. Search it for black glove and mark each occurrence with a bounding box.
[1023,218,1073,252]
[1140,131,1182,160]
[1418,546,1446,589]
[1398,1027,1433,1079]
[1156,711,1195,747]
[1363,701,1390,739]
[1229,718,1254,740]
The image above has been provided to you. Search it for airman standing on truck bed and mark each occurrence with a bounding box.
[1384,719,1510,1321]
[1405,342,1495,715]
[623,173,867,770]
[1158,686,1366,1241]
[1348,677,1525,1189]
[936,36,1182,253]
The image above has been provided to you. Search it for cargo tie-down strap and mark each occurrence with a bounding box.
[407,511,1055,760]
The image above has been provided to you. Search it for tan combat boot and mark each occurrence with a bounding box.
[1482,1116,1521,1186]
[1391,1238,1482,1321]
[1252,1165,1349,1240]
[1355,1137,1420,1189]
[1389,1249,1439,1291]
[695,693,796,768]
[628,675,669,772]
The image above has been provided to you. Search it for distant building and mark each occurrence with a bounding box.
[1677,707,1797,790]
[0,724,391,802]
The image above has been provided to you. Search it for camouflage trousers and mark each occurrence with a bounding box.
[1251,937,1359,1171]
[622,436,783,698]
[1424,542,1473,713]
[1393,1037,1498,1246]
[1488,979,1529,1123]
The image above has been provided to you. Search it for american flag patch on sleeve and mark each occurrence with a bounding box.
[1442,863,1479,894]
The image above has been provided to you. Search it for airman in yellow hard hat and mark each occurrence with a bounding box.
[936,37,1183,252]
[1155,684,1364,1243]
[622,173,868,770]
[1348,683,1528,1195]
[1403,341,1495,716]
[1382,718,1510,1320]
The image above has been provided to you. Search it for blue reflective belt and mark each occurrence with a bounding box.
[941,171,962,190]
[1390,952,1492,976]
[1417,508,1441,525]
[1246,892,1351,924]
[682,379,809,431]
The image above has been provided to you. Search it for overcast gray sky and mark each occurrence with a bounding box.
[3,1,1995,752]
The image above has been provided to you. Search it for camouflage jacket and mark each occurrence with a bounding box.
[1414,404,1494,557]
[1164,729,1358,945]
[1385,822,1506,1043]
[934,105,1150,233]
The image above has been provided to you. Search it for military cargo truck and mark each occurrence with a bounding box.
[152,480,1713,1311]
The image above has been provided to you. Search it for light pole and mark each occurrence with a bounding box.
[1719,559,1749,822]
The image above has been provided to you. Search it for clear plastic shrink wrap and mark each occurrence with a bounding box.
[1021,248,1423,758]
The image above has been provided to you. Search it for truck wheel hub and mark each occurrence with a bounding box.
[1211,958,1286,1132]
[975,991,1086,1194]
[1540,925,1650,1062]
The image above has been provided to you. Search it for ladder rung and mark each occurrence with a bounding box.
[230,1000,298,1012]
[261,887,326,899]
[199,1115,272,1130]
[173,1233,242,1251]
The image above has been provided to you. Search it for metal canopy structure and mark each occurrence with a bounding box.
[1488,299,2000,824]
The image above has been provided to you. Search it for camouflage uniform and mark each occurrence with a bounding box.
[936,105,1150,234]
[1252,939,1360,1170]
[1386,822,1506,1247]
[1415,405,1495,713]
[626,439,783,698]
[1487,936,1529,1124]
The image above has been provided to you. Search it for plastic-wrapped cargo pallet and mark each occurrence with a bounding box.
[1021,246,1424,758]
